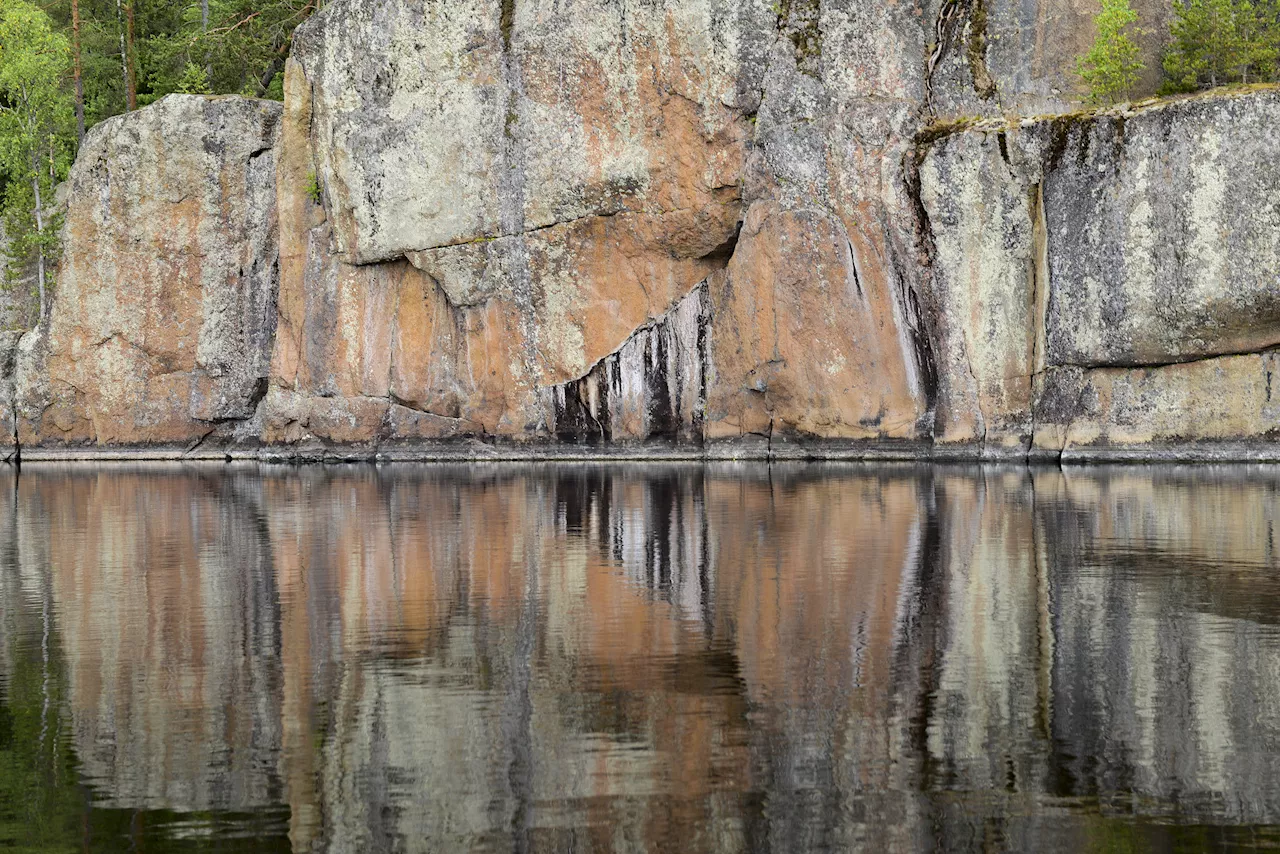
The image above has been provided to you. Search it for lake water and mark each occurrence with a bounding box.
[1,464,1279,852]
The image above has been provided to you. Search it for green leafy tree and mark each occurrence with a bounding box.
[0,0,74,323]
[1163,0,1280,91]
[1078,0,1147,104]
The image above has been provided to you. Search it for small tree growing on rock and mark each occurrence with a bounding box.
[1078,0,1147,104]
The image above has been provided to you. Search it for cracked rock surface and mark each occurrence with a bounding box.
[921,90,1280,457]
[7,1,1280,459]
[16,95,281,449]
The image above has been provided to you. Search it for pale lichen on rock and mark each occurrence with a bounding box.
[6,1,1280,462]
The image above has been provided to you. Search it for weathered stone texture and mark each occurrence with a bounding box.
[919,129,1044,451]
[551,286,708,444]
[8,0,1279,460]
[1034,354,1280,457]
[707,203,925,441]
[16,95,281,448]
[1041,93,1280,367]
[293,0,771,265]
[922,88,1280,457]
[0,331,20,457]
[268,0,777,445]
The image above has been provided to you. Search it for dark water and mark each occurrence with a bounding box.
[1,464,1280,853]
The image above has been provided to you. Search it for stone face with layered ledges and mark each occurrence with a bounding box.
[8,2,1280,460]
[921,89,1280,458]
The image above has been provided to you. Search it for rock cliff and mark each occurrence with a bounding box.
[14,95,281,451]
[921,89,1280,459]
[4,0,1278,461]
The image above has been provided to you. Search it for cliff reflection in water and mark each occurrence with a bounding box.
[2,464,1280,852]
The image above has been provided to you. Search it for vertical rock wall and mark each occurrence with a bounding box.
[921,89,1280,459]
[15,95,281,450]
[6,0,1278,460]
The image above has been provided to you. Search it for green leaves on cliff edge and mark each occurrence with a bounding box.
[1163,0,1280,92]
[1078,0,1147,105]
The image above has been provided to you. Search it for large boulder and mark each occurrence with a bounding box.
[16,95,281,449]
[921,88,1280,457]
[1041,93,1280,367]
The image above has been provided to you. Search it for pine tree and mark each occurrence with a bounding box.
[1077,0,1147,104]
[1162,0,1279,91]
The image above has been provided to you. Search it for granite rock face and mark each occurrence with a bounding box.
[0,331,20,458]
[921,89,1280,458]
[1041,95,1280,367]
[706,202,926,442]
[8,1,1280,460]
[16,95,281,449]
[266,0,772,445]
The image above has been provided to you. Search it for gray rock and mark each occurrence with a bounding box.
[16,95,281,448]
[1042,92,1280,367]
[921,89,1280,457]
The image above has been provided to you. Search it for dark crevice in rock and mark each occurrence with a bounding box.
[846,239,864,299]
[405,209,624,263]
[924,0,967,115]
[1029,182,1049,376]
[899,150,942,414]
[997,131,1012,169]
[1056,345,1280,372]
[552,284,710,445]
[966,0,997,101]
[499,0,516,54]
[700,222,742,265]
[184,428,217,455]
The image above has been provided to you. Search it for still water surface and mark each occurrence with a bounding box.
[1,464,1279,852]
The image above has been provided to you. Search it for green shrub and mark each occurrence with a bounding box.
[1077,0,1147,104]
[305,171,322,206]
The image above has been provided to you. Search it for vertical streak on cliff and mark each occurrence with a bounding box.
[1029,182,1049,378]
[966,0,997,101]
[1028,181,1049,456]
[898,144,942,421]
[496,0,539,430]
[924,0,999,114]
[552,284,709,444]
[923,0,966,116]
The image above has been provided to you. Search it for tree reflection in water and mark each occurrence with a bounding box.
[1,463,1279,853]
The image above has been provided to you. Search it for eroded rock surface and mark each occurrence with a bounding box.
[707,203,926,442]
[16,95,281,449]
[922,89,1280,457]
[1042,93,1280,367]
[0,331,20,458]
[9,1,1280,460]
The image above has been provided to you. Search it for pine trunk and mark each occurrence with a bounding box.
[71,0,85,142]
[31,171,46,323]
[125,1,138,111]
[114,0,130,110]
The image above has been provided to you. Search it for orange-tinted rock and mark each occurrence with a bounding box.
[272,0,768,444]
[16,95,281,448]
[705,203,926,441]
